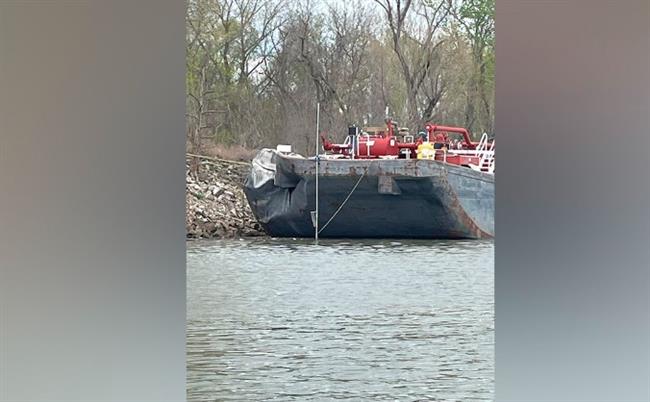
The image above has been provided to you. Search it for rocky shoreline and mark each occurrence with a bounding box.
[186,156,266,239]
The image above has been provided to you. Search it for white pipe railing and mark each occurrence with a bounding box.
[466,133,495,174]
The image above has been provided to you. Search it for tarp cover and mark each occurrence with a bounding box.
[244,149,311,232]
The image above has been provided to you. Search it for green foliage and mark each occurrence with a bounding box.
[186,0,495,154]
[459,0,495,48]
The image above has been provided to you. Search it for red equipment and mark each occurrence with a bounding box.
[321,119,421,159]
[424,124,479,150]
[322,120,481,159]
[320,120,494,173]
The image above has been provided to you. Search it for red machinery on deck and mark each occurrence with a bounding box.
[320,120,491,164]
[320,119,411,158]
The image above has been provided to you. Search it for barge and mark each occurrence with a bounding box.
[243,121,494,239]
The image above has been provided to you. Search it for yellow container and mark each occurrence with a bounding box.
[417,143,435,159]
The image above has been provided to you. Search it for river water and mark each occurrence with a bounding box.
[187,238,494,401]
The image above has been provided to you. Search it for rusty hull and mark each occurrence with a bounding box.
[243,149,494,239]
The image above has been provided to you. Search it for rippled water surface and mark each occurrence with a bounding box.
[187,238,493,401]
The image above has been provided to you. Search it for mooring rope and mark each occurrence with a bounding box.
[317,161,372,235]
[186,153,251,166]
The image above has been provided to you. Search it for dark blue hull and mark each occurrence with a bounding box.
[244,150,494,239]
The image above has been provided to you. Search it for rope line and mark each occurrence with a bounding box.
[186,153,251,166]
[318,162,371,234]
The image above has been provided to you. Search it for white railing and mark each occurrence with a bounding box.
[475,132,489,152]
[468,133,495,174]
[482,140,495,174]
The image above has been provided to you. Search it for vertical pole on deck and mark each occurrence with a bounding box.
[315,102,320,241]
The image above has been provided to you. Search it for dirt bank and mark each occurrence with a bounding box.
[186,156,266,239]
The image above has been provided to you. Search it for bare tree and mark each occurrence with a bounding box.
[234,0,285,85]
[187,0,228,175]
[373,0,450,129]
